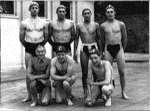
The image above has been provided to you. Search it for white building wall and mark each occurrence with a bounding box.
[1,17,22,71]
[1,1,95,71]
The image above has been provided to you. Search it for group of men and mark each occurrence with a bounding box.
[19,1,128,107]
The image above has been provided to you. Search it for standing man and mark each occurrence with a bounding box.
[100,5,128,99]
[48,5,76,56]
[85,49,114,107]
[74,8,102,98]
[20,2,49,102]
[27,45,51,107]
[50,45,76,106]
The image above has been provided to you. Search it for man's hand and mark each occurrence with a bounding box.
[87,79,93,86]
[66,77,72,82]
[29,75,36,81]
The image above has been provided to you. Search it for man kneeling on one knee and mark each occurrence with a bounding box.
[85,49,114,107]
[50,45,76,106]
[27,45,51,107]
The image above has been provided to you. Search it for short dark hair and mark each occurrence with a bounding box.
[35,45,46,55]
[56,45,67,53]
[89,49,101,56]
[56,5,66,13]
[82,8,91,16]
[29,1,39,11]
[105,4,115,12]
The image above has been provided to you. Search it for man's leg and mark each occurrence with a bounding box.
[85,85,100,107]
[30,80,38,107]
[40,87,51,105]
[22,52,32,102]
[54,81,66,103]
[102,84,113,107]
[63,80,74,106]
[80,51,89,98]
[116,48,129,99]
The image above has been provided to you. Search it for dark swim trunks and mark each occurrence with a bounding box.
[53,42,71,53]
[107,44,120,58]
[25,42,44,56]
[83,45,97,56]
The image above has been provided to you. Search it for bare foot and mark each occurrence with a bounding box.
[67,99,74,106]
[22,97,31,103]
[105,97,111,107]
[122,92,129,100]
[30,102,37,107]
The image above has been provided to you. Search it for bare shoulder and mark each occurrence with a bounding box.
[66,19,75,25]
[102,60,111,67]
[116,20,125,27]
[100,22,107,28]
[21,18,29,26]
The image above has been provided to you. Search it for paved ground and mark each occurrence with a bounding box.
[0,61,150,111]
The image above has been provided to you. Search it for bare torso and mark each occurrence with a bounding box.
[78,22,98,44]
[51,19,74,43]
[23,17,46,43]
[101,20,122,45]
[91,61,106,81]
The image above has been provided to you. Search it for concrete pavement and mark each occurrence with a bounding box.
[0,61,149,111]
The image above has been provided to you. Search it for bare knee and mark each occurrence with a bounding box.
[30,80,36,89]
[102,85,113,96]
[63,81,70,89]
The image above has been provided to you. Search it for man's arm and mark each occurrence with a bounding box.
[73,24,80,62]
[70,23,76,44]
[50,59,67,81]
[95,23,103,54]
[47,22,54,46]
[92,61,111,86]
[66,58,76,79]
[42,22,49,45]
[100,25,105,53]
[120,22,128,50]
[19,22,26,47]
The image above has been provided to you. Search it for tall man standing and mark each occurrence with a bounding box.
[74,8,102,98]
[48,5,76,56]
[20,2,49,102]
[100,5,128,99]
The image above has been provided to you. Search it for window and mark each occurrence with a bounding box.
[0,1,14,14]
[35,1,46,17]
[60,1,72,19]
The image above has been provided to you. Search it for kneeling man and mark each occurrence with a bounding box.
[27,45,51,107]
[50,45,76,106]
[85,49,114,107]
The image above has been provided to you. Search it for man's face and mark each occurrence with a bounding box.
[30,5,39,17]
[57,52,66,63]
[83,10,91,22]
[105,8,115,20]
[36,48,46,59]
[57,8,66,20]
[90,54,100,66]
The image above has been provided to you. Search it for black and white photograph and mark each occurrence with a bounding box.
[0,0,149,111]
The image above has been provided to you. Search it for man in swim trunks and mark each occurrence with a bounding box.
[50,45,76,106]
[100,5,128,99]
[85,49,114,107]
[27,45,51,107]
[74,8,102,98]
[19,1,49,102]
[48,5,76,56]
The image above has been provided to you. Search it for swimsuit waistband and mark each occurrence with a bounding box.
[81,42,98,51]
